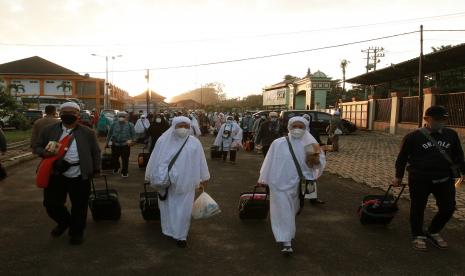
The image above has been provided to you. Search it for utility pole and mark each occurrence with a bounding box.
[418,25,424,127]
[361,46,385,99]
[145,69,151,115]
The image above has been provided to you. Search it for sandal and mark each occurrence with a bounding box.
[281,246,293,256]
[412,236,427,251]
[426,232,448,249]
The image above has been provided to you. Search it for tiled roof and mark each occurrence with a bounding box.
[0,56,80,76]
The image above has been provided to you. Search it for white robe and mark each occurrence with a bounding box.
[190,116,202,137]
[258,117,325,243]
[135,118,150,134]
[213,122,243,151]
[145,116,210,240]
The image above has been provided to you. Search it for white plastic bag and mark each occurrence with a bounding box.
[192,192,221,219]
[334,128,343,135]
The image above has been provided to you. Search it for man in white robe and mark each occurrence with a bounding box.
[145,116,210,248]
[258,116,326,255]
[189,113,202,137]
[134,114,150,143]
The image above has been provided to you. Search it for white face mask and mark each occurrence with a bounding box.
[118,117,125,122]
[155,118,162,123]
[290,128,305,139]
[175,128,189,138]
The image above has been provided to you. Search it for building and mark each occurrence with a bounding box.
[170,99,203,110]
[129,90,168,114]
[263,69,332,110]
[0,56,130,111]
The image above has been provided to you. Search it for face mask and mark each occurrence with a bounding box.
[261,116,266,119]
[270,117,277,122]
[175,128,189,138]
[430,121,445,131]
[118,117,125,122]
[60,114,77,125]
[290,128,305,139]
[155,118,162,123]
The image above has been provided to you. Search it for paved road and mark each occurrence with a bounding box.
[1,135,465,275]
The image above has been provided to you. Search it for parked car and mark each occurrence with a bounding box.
[279,110,357,134]
[23,109,43,124]
[252,110,281,118]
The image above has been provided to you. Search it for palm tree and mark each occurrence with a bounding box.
[340,59,350,92]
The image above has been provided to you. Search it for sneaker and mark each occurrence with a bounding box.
[112,169,119,175]
[426,232,448,249]
[310,199,326,205]
[121,173,128,178]
[69,236,84,245]
[412,236,427,251]
[176,240,187,248]
[50,225,69,238]
[281,246,294,256]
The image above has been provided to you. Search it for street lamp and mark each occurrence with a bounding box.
[91,54,122,110]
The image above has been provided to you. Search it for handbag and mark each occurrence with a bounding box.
[419,128,462,178]
[285,137,315,214]
[36,133,75,188]
[157,136,190,201]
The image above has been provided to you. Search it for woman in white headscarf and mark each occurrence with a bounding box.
[189,113,202,137]
[134,114,150,143]
[213,115,243,164]
[145,116,210,248]
[258,116,326,255]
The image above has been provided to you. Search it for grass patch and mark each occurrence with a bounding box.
[3,128,32,143]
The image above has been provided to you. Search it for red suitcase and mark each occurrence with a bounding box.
[238,185,269,220]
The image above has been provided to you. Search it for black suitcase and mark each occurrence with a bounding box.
[88,175,121,221]
[138,149,150,169]
[210,146,222,159]
[358,184,406,225]
[101,148,114,171]
[139,182,160,220]
[238,185,270,220]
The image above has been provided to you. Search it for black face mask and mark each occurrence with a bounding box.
[60,114,78,125]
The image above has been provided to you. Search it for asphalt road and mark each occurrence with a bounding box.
[1,135,465,276]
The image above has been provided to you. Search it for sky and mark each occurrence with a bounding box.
[1,0,465,101]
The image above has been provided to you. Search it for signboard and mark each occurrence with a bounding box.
[9,79,40,95]
[44,80,73,96]
[263,88,287,106]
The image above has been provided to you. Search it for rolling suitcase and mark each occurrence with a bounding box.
[138,148,150,169]
[101,148,114,171]
[358,184,406,225]
[238,185,270,220]
[139,182,160,220]
[88,175,121,221]
[210,146,222,159]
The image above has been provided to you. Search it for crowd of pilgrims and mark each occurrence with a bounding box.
[34,103,327,255]
[130,110,327,254]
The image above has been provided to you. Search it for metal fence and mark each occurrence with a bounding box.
[375,98,391,122]
[436,92,465,127]
[399,96,419,123]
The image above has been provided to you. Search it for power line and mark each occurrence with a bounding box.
[78,31,419,74]
[0,12,464,48]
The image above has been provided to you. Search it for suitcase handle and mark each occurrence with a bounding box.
[91,175,110,196]
[253,185,270,201]
[380,184,406,206]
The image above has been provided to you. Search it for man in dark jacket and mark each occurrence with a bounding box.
[394,105,465,251]
[255,112,283,157]
[33,102,101,245]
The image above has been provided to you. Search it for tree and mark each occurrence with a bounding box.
[0,79,18,117]
[431,45,453,52]
[340,59,350,92]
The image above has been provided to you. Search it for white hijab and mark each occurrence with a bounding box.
[213,118,243,146]
[145,116,210,193]
[258,116,326,191]
[135,115,150,133]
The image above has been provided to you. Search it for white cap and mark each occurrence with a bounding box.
[60,102,80,111]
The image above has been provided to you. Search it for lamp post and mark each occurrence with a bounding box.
[91,54,122,110]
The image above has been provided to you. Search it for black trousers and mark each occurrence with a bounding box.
[408,175,456,237]
[111,145,130,174]
[262,145,271,157]
[222,150,236,162]
[43,175,91,237]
